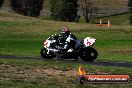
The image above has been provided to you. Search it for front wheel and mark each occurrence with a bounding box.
[80,47,98,62]
[40,47,55,59]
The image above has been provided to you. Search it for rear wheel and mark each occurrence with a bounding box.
[80,47,98,62]
[40,47,55,59]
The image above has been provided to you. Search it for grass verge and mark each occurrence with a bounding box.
[0,12,132,62]
[0,59,132,88]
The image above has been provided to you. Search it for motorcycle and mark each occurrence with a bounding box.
[40,35,98,62]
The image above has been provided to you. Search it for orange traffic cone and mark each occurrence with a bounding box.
[100,19,103,29]
[108,20,110,28]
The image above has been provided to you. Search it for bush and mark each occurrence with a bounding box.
[50,0,61,20]
[50,0,78,22]
[11,0,43,17]
[128,0,132,24]
[0,0,4,8]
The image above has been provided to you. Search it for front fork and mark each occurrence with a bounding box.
[44,46,50,54]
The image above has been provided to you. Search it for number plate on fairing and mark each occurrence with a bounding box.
[84,37,96,47]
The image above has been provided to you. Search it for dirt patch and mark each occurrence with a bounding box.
[0,64,110,82]
[34,67,77,77]
[0,64,78,83]
[113,48,132,54]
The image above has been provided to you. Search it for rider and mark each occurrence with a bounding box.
[49,28,77,51]
[59,28,77,51]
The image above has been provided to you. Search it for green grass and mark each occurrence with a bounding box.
[0,58,132,74]
[39,13,130,25]
[39,16,53,21]
[92,13,130,25]
[0,2,131,88]
[0,17,132,62]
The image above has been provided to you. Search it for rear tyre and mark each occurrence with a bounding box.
[40,47,55,59]
[80,47,98,62]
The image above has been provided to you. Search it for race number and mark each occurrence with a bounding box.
[84,37,96,47]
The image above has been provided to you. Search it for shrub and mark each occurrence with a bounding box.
[11,0,43,17]
[0,0,4,8]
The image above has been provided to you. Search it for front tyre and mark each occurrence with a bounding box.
[80,47,98,62]
[40,47,55,59]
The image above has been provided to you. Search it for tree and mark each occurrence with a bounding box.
[128,0,132,24]
[11,0,43,17]
[50,0,61,20]
[0,0,4,8]
[81,0,96,23]
[59,0,78,22]
[50,0,78,22]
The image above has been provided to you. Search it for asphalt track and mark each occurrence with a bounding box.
[0,55,132,68]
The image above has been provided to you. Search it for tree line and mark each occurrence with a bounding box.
[10,0,43,17]
[0,0,96,23]
[50,0,78,22]
[128,0,132,24]
[0,0,4,8]
[0,0,132,24]
[50,0,96,23]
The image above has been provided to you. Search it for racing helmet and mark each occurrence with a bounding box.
[61,28,70,36]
